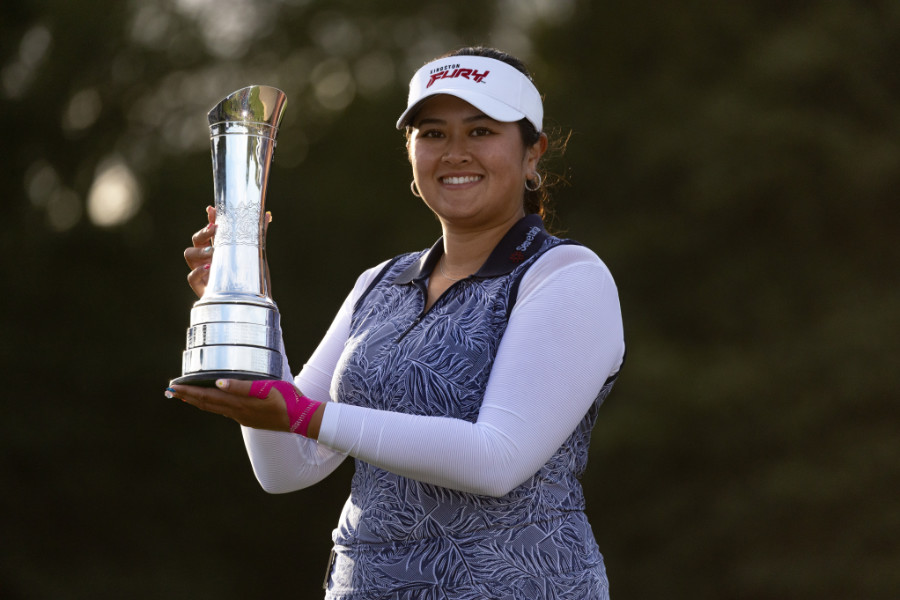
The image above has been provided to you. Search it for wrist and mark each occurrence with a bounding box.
[249,380,323,438]
[305,403,326,440]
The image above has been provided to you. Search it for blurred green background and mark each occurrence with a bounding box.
[2,1,898,598]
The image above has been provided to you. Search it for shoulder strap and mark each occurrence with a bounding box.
[352,255,404,313]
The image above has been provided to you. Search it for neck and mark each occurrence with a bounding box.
[439,211,524,275]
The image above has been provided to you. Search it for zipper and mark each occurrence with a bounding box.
[395,277,462,343]
[396,279,428,344]
[396,314,424,343]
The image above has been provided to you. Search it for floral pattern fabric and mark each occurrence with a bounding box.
[325,232,615,600]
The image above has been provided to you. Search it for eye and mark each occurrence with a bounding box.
[470,127,493,137]
[418,128,444,139]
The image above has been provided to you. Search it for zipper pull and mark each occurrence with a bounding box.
[397,314,423,343]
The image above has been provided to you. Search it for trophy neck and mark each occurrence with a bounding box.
[202,85,287,304]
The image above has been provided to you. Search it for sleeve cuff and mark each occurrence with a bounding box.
[317,401,341,447]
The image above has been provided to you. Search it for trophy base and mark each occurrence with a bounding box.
[170,371,279,388]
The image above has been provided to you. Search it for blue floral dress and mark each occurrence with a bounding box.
[324,215,618,599]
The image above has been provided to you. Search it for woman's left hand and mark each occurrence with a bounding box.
[167,380,290,432]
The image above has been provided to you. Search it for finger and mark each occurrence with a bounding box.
[215,378,255,398]
[206,205,217,225]
[187,264,210,295]
[168,381,290,431]
[184,244,214,270]
[169,384,241,419]
[191,222,217,248]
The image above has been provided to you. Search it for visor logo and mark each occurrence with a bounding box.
[427,67,490,88]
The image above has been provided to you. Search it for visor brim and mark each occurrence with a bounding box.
[396,89,529,130]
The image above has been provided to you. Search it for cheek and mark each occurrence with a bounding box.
[409,145,438,176]
[496,152,529,181]
[488,140,529,174]
[407,147,421,175]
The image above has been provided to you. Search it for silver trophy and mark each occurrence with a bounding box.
[171,85,288,386]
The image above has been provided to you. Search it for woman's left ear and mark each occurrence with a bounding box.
[538,132,549,153]
[527,133,549,169]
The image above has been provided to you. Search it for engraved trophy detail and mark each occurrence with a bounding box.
[172,85,288,386]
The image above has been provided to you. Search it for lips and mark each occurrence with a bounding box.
[441,175,482,185]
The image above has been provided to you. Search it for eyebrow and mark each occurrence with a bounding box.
[414,113,493,128]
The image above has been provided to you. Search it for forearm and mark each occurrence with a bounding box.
[241,425,345,493]
[318,403,527,496]
[240,262,387,492]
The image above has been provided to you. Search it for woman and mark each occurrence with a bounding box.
[170,46,625,599]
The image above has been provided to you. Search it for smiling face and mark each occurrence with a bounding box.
[407,94,546,232]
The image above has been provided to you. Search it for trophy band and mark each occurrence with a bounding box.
[171,85,288,387]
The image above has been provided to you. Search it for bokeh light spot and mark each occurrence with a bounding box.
[311,58,355,111]
[46,189,82,232]
[62,88,102,132]
[87,157,143,227]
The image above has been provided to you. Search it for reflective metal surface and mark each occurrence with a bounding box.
[172,85,288,386]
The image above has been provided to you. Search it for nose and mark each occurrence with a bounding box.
[441,134,470,164]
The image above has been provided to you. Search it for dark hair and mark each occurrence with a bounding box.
[407,46,565,222]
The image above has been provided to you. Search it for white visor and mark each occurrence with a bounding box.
[396,55,543,132]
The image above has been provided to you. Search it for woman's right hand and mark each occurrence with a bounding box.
[184,205,217,298]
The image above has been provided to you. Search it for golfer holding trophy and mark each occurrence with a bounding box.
[168,48,625,599]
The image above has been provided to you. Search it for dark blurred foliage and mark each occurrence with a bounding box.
[1,0,898,598]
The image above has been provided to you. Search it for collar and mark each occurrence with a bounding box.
[392,214,550,284]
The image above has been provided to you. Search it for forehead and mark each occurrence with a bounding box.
[412,94,488,124]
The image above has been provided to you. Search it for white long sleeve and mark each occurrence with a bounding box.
[317,245,625,497]
[239,261,392,493]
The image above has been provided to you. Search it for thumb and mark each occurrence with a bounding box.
[215,378,254,396]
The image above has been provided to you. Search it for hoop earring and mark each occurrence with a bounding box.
[410,180,422,198]
[525,172,543,192]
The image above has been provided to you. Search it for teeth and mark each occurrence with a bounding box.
[443,175,481,185]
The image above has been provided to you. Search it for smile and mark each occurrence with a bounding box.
[442,175,482,185]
